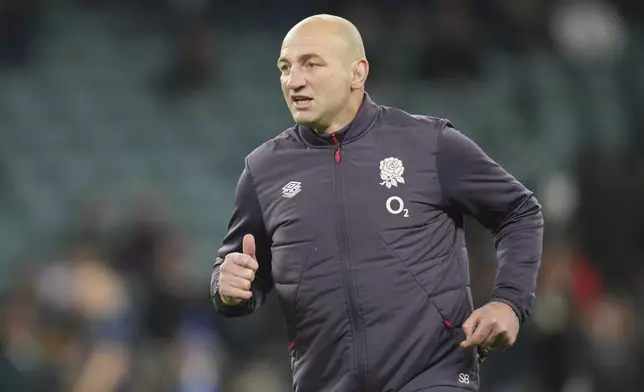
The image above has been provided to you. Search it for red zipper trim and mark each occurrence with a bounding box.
[331,133,341,163]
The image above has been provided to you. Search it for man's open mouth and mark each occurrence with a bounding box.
[292,96,313,108]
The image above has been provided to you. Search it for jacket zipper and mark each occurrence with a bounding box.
[331,134,368,391]
[332,133,341,163]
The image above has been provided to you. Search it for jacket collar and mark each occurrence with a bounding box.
[297,92,379,147]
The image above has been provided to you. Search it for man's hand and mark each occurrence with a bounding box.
[217,234,259,306]
[460,301,519,351]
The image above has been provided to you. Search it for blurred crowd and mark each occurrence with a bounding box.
[0,194,230,391]
[1,0,644,391]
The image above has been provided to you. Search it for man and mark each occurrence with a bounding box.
[211,14,543,392]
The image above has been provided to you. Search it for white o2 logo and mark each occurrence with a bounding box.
[386,196,409,217]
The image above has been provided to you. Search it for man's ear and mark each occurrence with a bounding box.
[351,59,369,90]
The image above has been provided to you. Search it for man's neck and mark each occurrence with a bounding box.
[315,92,364,135]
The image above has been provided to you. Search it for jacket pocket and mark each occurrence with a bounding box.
[426,287,473,358]
[427,286,474,330]
[271,237,316,360]
[428,287,483,373]
[271,238,315,285]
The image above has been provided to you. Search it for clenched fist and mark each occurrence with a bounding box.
[217,234,259,306]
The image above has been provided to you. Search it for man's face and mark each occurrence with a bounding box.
[278,29,353,131]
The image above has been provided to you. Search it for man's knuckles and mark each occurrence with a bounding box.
[223,253,257,272]
[218,282,252,301]
[239,279,251,291]
[230,254,259,271]
[221,274,252,289]
[482,313,512,330]
[225,252,249,265]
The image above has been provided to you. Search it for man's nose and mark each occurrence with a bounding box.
[287,68,306,90]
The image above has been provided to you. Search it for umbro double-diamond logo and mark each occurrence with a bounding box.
[282,181,302,198]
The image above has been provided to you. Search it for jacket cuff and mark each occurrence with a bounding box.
[212,290,253,317]
[489,296,525,324]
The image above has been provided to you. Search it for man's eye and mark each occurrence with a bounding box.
[305,63,317,68]
[279,65,290,72]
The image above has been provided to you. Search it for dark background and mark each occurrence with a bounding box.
[0,0,643,391]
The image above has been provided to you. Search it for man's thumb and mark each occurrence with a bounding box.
[243,234,256,259]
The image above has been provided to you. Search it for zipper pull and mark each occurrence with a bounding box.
[331,133,341,164]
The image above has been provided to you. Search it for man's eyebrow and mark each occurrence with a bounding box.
[298,53,323,62]
[277,53,323,65]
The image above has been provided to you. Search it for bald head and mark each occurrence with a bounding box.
[283,14,366,64]
[278,14,370,134]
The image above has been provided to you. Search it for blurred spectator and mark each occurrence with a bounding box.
[567,294,643,392]
[156,23,216,100]
[576,147,644,289]
[175,311,225,392]
[487,0,553,54]
[230,356,290,392]
[613,0,644,26]
[0,0,43,68]
[551,0,626,65]
[110,193,211,389]
[37,245,134,392]
[64,195,113,254]
[155,0,217,101]
[141,232,188,343]
[416,0,481,82]
[0,266,60,392]
[112,193,174,288]
[528,243,593,392]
